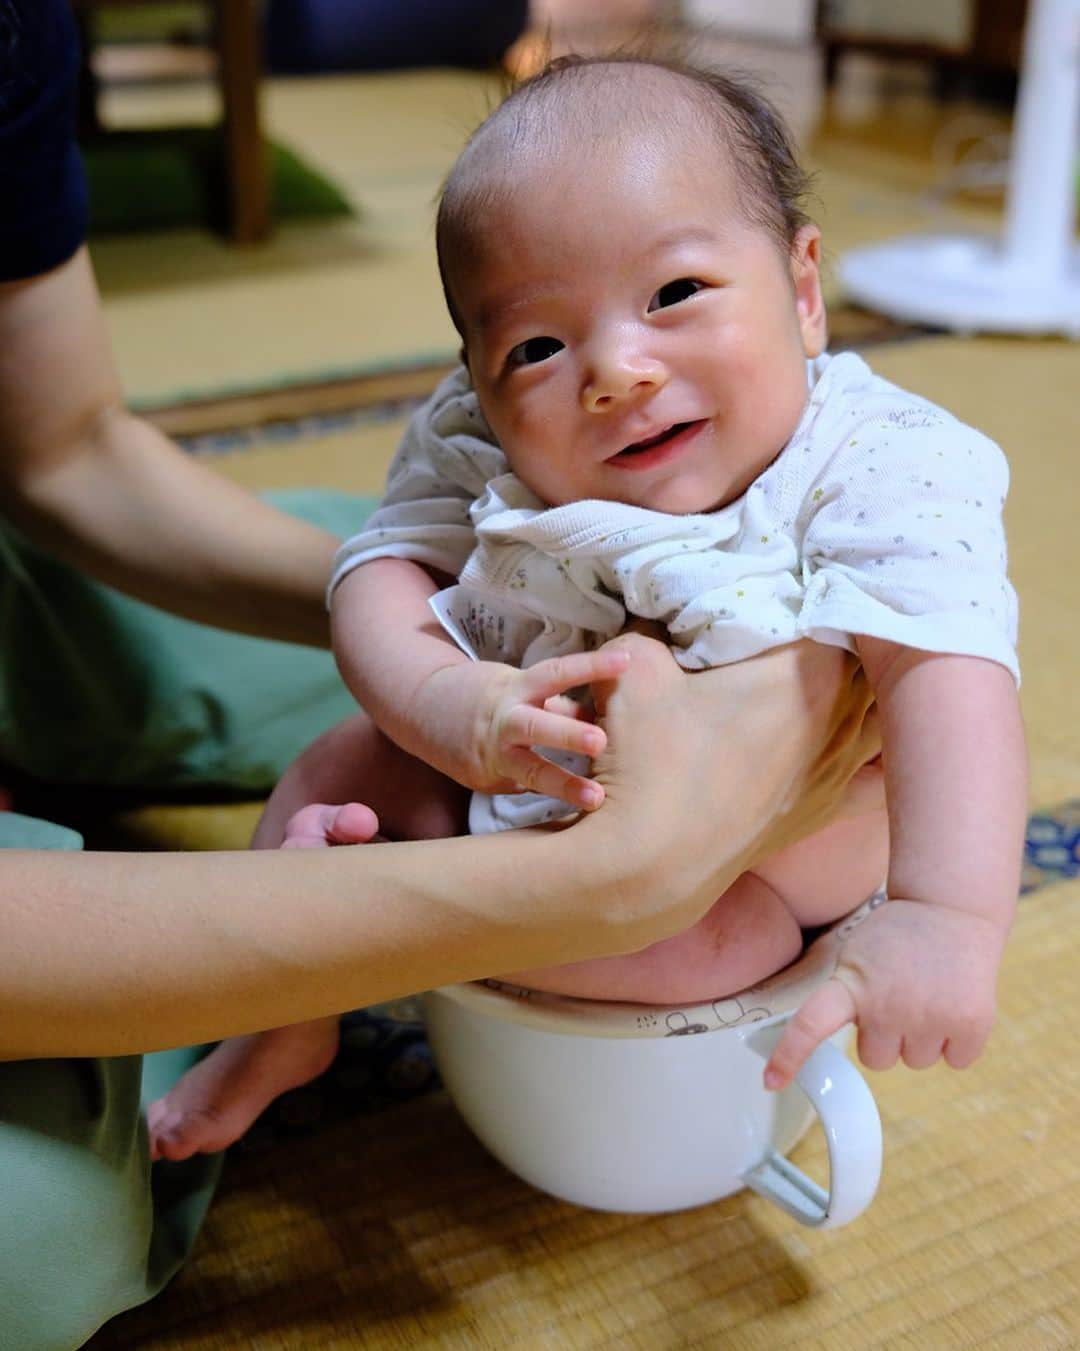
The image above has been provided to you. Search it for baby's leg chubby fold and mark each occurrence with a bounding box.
[502,804,890,1006]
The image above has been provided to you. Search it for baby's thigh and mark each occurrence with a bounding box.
[754,806,889,928]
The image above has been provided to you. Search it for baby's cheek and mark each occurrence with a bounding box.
[503,420,574,502]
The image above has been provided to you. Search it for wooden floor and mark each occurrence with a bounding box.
[84,37,1079,1351]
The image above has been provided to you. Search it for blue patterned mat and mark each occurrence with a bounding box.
[1022,799,1080,892]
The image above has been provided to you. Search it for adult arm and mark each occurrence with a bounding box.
[0,636,876,1059]
[0,249,338,645]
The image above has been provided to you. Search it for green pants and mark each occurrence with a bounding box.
[0,813,220,1350]
[0,489,375,793]
[0,489,376,1348]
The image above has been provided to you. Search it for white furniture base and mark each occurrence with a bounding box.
[840,234,1080,337]
[839,0,1080,339]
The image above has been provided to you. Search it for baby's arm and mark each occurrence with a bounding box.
[332,557,628,809]
[767,639,1027,1087]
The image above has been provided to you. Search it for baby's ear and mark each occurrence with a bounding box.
[791,225,827,357]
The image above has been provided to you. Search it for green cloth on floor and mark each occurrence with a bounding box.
[0,811,83,851]
[84,128,354,235]
[0,488,376,793]
[96,3,207,43]
[0,814,222,1350]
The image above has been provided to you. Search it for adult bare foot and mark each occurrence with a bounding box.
[147,1017,339,1161]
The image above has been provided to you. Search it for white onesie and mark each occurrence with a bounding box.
[330,351,1019,831]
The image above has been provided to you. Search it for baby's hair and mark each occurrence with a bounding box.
[436,53,814,337]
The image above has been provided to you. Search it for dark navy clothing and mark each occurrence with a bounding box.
[266,0,529,75]
[0,0,87,281]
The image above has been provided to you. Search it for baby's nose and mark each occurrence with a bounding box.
[581,344,668,413]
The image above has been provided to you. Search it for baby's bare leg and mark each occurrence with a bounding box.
[503,805,889,1005]
[501,870,804,1003]
[148,714,466,1162]
[756,803,889,928]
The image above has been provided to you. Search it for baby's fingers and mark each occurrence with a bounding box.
[504,705,606,759]
[503,748,605,812]
[543,694,591,720]
[942,1020,992,1070]
[524,648,631,703]
[764,978,857,1091]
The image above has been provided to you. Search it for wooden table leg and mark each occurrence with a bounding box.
[215,0,271,243]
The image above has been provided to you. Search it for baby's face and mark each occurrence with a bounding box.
[453,129,826,515]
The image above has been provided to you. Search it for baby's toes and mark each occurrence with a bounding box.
[328,802,380,844]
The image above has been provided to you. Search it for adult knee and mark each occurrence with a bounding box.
[0,1058,154,1350]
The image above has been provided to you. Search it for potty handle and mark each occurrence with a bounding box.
[741,1021,882,1229]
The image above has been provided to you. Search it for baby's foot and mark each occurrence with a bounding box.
[147,1017,339,1161]
[281,801,382,849]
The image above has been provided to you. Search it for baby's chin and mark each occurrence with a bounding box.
[620,483,744,516]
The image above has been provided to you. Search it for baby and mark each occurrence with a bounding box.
[149,55,1026,1162]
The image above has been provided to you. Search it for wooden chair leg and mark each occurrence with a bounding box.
[215,0,272,243]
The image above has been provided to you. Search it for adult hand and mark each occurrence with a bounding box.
[576,632,879,950]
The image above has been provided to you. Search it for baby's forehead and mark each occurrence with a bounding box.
[471,66,727,169]
[457,115,731,246]
[437,62,764,333]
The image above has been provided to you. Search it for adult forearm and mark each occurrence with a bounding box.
[9,410,338,645]
[1,248,335,645]
[0,827,642,1060]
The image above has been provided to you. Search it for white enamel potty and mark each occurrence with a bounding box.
[423,894,885,1228]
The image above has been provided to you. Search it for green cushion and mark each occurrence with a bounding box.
[84,128,354,235]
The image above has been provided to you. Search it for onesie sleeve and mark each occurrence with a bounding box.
[327,365,509,600]
[797,400,1020,683]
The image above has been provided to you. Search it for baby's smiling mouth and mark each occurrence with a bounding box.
[609,421,699,460]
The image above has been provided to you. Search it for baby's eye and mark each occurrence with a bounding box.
[508,336,565,367]
[648,278,705,311]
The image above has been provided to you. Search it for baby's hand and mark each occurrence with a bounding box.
[763,899,1010,1090]
[418,648,631,808]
